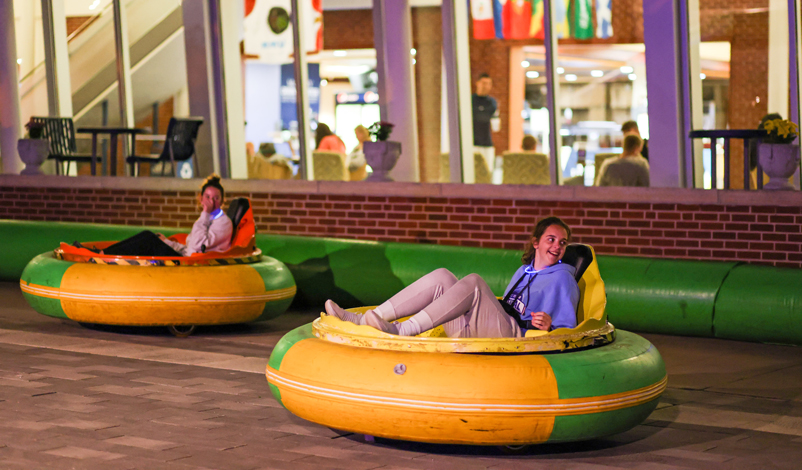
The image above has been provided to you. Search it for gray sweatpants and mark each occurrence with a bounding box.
[375,268,523,338]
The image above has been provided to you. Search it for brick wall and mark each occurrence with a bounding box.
[2,177,800,268]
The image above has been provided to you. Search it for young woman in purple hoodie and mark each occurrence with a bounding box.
[325,217,580,338]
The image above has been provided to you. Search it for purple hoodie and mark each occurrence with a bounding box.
[502,262,580,330]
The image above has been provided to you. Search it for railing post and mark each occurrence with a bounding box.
[723,138,729,190]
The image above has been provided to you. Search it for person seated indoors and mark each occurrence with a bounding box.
[597,134,650,187]
[325,217,579,338]
[315,123,346,154]
[521,134,538,152]
[347,125,370,171]
[79,174,233,257]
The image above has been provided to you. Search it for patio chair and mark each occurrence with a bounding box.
[126,117,203,177]
[312,151,349,181]
[502,152,550,185]
[30,117,95,175]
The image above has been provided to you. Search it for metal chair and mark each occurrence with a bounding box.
[126,117,203,176]
[30,117,95,175]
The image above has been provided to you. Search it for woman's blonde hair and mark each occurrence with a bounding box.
[521,217,572,265]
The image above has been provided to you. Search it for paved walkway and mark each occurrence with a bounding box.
[2,282,802,469]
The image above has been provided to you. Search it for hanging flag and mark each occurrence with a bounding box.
[244,0,322,64]
[554,0,571,39]
[596,0,613,39]
[493,0,505,39]
[502,0,532,39]
[471,0,496,40]
[574,0,593,39]
[530,0,544,39]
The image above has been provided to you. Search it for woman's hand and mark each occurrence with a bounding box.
[200,197,214,214]
[156,233,168,242]
[530,311,552,331]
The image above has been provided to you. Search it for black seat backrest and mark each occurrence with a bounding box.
[226,198,250,242]
[31,117,76,156]
[161,117,203,161]
[561,244,593,282]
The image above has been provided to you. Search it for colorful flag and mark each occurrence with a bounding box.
[554,0,571,39]
[471,0,496,39]
[530,0,544,39]
[574,0,593,39]
[502,0,532,39]
[493,0,505,39]
[596,0,613,39]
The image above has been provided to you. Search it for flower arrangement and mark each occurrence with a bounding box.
[368,121,394,142]
[762,118,799,144]
[24,119,46,139]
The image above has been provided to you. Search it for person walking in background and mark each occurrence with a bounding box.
[315,123,346,154]
[472,73,500,173]
[597,135,650,187]
[621,120,649,161]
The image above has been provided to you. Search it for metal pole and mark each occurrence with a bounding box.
[290,0,312,180]
[41,0,73,117]
[543,0,562,185]
[112,0,134,164]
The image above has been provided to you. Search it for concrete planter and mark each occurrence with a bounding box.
[17,139,50,175]
[364,141,401,182]
[758,143,800,190]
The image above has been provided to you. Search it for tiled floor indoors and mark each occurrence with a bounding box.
[1,282,801,469]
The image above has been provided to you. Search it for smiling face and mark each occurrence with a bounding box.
[532,224,569,270]
[201,186,223,213]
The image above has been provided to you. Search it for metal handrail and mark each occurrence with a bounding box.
[689,129,766,190]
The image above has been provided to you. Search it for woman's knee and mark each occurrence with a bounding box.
[462,273,488,289]
[430,268,458,287]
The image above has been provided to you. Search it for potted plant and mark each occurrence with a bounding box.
[363,121,401,182]
[17,119,50,175]
[758,118,800,190]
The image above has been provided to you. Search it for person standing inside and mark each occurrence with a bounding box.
[621,120,648,161]
[473,73,500,174]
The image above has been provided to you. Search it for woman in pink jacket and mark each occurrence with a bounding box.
[315,123,346,154]
[80,174,233,257]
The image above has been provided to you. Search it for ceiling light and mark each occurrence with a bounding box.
[412,58,416,64]
[525,71,539,79]
[88,0,100,10]
[590,70,604,78]
[628,73,637,80]
[521,60,530,68]
[410,48,416,56]
[333,50,347,57]
[320,79,328,86]
[565,74,577,81]
[556,67,565,74]
[700,73,706,79]
[620,65,634,74]
[16,58,22,64]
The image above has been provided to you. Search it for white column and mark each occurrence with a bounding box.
[217,0,247,179]
[41,0,73,117]
[16,0,35,79]
[543,0,563,185]
[112,0,134,129]
[372,0,419,182]
[769,0,790,118]
[0,0,23,174]
[181,0,220,176]
[643,0,701,188]
[291,0,312,180]
[441,0,474,183]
